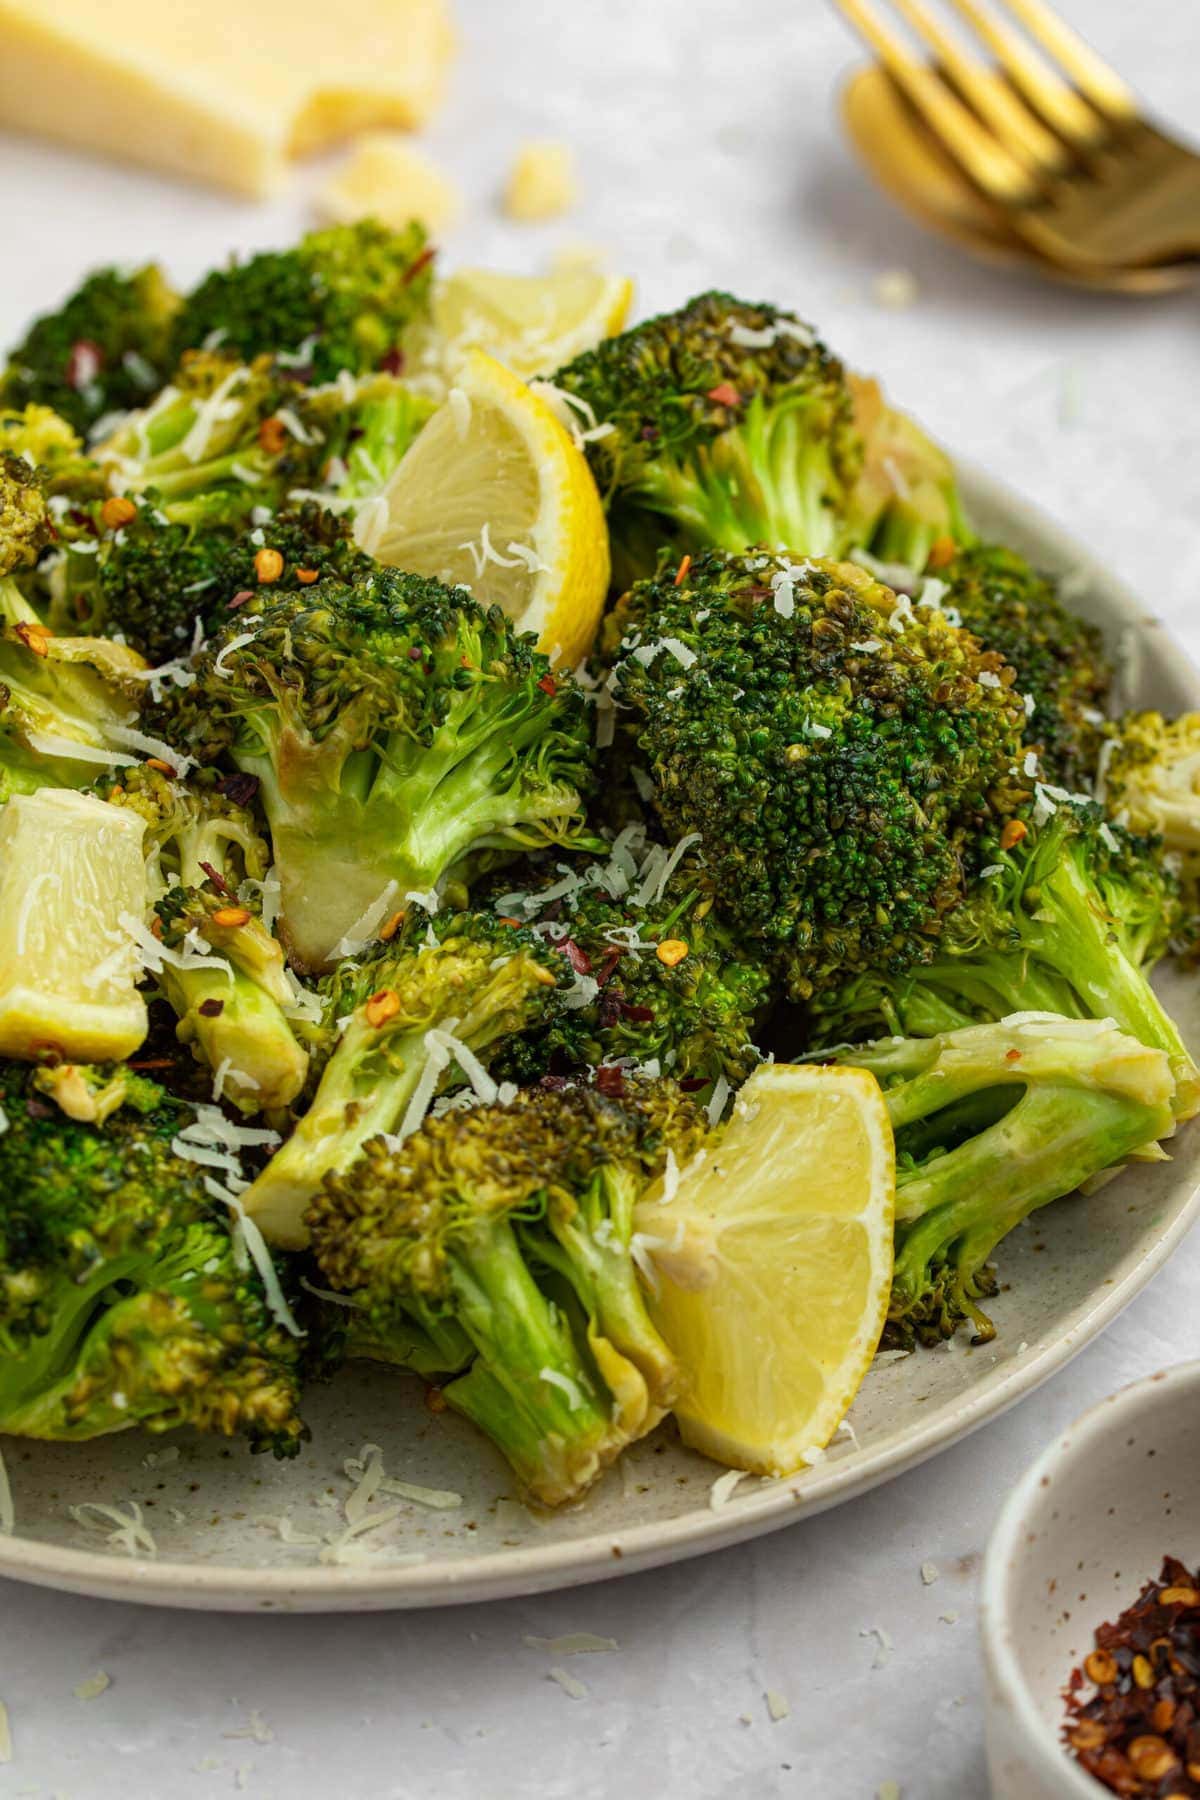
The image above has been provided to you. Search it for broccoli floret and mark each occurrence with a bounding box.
[0,405,105,500]
[2,265,179,435]
[170,220,434,380]
[934,545,1112,788]
[605,548,1028,1002]
[98,765,309,1115]
[160,566,597,971]
[554,292,863,580]
[239,914,560,1249]
[0,454,152,792]
[835,1017,1176,1345]
[307,1077,707,1505]
[51,497,375,665]
[32,1059,166,1125]
[0,1062,305,1454]
[328,375,436,505]
[845,375,973,572]
[1101,711,1200,855]
[816,798,1200,1119]
[489,837,773,1093]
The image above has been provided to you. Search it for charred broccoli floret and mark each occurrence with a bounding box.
[605,549,1028,1002]
[934,545,1112,788]
[835,1017,1176,1345]
[98,765,308,1115]
[239,915,560,1249]
[1,264,179,435]
[307,1077,707,1505]
[0,1062,306,1454]
[160,567,597,971]
[816,798,1200,1119]
[489,835,773,1093]
[170,220,434,380]
[845,374,973,573]
[554,292,863,580]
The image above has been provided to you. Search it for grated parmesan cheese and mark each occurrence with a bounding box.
[524,1632,617,1655]
[74,1671,111,1701]
[223,1195,305,1338]
[70,1500,157,1558]
[0,1446,12,1535]
[709,1469,750,1511]
[546,1666,589,1700]
[0,1700,9,1764]
[540,1367,586,1410]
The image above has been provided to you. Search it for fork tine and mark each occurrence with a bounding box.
[888,0,1069,176]
[833,0,1037,202]
[998,0,1139,122]
[941,0,1110,150]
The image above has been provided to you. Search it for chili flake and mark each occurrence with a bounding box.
[1000,819,1028,851]
[254,547,285,584]
[926,536,958,570]
[100,495,137,531]
[706,381,741,407]
[365,989,400,1029]
[1062,1555,1200,1795]
[295,567,320,585]
[656,939,689,968]
[673,554,692,588]
[257,416,288,455]
[211,906,251,929]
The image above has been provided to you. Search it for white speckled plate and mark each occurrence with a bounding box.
[3,462,1199,1611]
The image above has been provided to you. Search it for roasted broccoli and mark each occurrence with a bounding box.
[489,834,772,1093]
[170,220,434,380]
[0,1061,306,1453]
[934,545,1112,788]
[845,374,973,573]
[98,765,309,1115]
[31,1059,165,1125]
[0,405,105,499]
[836,1017,1176,1344]
[554,292,863,580]
[160,567,597,971]
[240,915,560,1249]
[0,453,150,793]
[604,548,1028,1002]
[2,264,179,435]
[816,798,1200,1119]
[1101,711,1200,856]
[308,1077,707,1505]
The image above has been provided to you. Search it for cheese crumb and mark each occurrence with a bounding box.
[765,1689,790,1722]
[505,141,578,222]
[319,133,463,235]
[523,1633,618,1655]
[546,1666,589,1700]
[920,1561,940,1586]
[74,1670,111,1701]
[0,1700,10,1763]
[873,269,920,309]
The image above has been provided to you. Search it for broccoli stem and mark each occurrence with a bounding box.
[160,960,308,1115]
[892,1082,1167,1336]
[441,1218,620,1506]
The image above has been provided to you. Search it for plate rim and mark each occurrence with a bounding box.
[3,456,1199,1611]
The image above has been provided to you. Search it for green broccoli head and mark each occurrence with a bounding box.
[0,1062,305,1454]
[835,1016,1176,1344]
[816,795,1199,1119]
[2,264,179,435]
[0,406,105,503]
[307,1076,707,1505]
[98,764,308,1115]
[31,1059,166,1126]
[934,545,1112,788]
[1101,710,1200,854]
[487,837,773,1094]
[170,220,435,380]
[605,548,1029,1002]
[160,566,597,971]
[554,292,863,579]
[240,912,561,1250]
[0,449,52,577]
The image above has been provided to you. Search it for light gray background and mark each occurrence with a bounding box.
[1,2,1198,1794]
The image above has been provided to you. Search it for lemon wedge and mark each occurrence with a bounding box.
[429,266,633,380]
[635,1064,895,1477]
[362,347,610,667]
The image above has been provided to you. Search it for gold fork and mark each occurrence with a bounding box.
[832,0,1200,273]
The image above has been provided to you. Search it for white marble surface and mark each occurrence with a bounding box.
[2,2,1199,1794]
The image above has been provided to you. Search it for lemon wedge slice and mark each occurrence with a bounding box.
[362,347,610,667]
[635,1063,895,1477]
[429,266,633,380]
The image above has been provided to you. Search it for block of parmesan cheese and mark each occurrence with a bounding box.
[0,0,455,198]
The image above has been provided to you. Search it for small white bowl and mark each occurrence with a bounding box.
[981,1361,1200,1800]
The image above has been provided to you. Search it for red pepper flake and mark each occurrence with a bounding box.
[100,495,137,531]
[257,416,288,455]
[211,905,251,929]
[378,347,406,376]
[706,381,741,407]
[218,772,260,808]
[198,998,225,1018]
[595,1065,625,1097]
[678,1076,708,1092]
[13,620,51,656]
[295,567,320,585]
[673,554,692,588]
[1062,1555,1200,1795]
[618,1002,655,1023]
[1004,1048,1022,1063]
[1000,819,1028,851]
[559,939,593,977]
[66,339,104,390]
[227,589,255,611]
[402,246,436,286]
[595,946,624,988]
[408,646,424,661]
[144,757,175,775]
[537,674,558,697]
[199,860,232,896]
[254,547,284,584]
